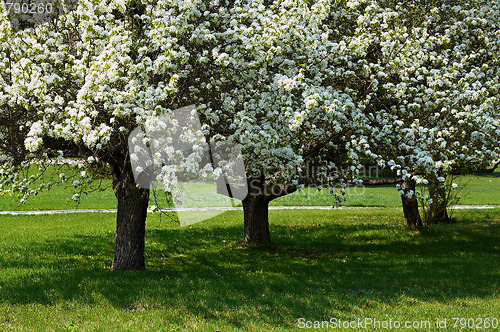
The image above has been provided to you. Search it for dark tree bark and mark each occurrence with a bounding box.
[361,178,400,186]
[427,177,451,224]
[401,178,423,227]
[475,161,500,173]
[0,105,29,166]
[240,174,296,244]
[451,161,500,175]
[243,193,271,244]
[239,173,316,244]
[111,165,149,270]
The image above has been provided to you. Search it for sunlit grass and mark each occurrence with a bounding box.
[1,168,499,211]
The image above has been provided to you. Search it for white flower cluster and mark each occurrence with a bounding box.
[347,0,500,194]
[0,0,499,204]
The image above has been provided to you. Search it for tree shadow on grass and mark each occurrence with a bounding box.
[0,214,499,328]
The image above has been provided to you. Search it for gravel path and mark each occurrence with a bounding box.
[1,205,499,216]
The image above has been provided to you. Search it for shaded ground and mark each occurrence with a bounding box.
[1,208,499,330]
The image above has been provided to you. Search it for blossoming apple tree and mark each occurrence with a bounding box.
[2,0,498,272]
[0,0,366,269]
[344,0,500,225]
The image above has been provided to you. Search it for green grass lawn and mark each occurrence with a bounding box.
[1,209,499,331]
[1,169,499,211]
[272,169,500,207]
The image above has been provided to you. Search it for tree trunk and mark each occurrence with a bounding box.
[401,179,423,227]
[111,167,149,270]
[243,193,271,244]
[428,178,451,224]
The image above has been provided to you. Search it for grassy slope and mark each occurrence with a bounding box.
[273,170,500,207]
[0,209,499,331]
[1,169,499,211]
